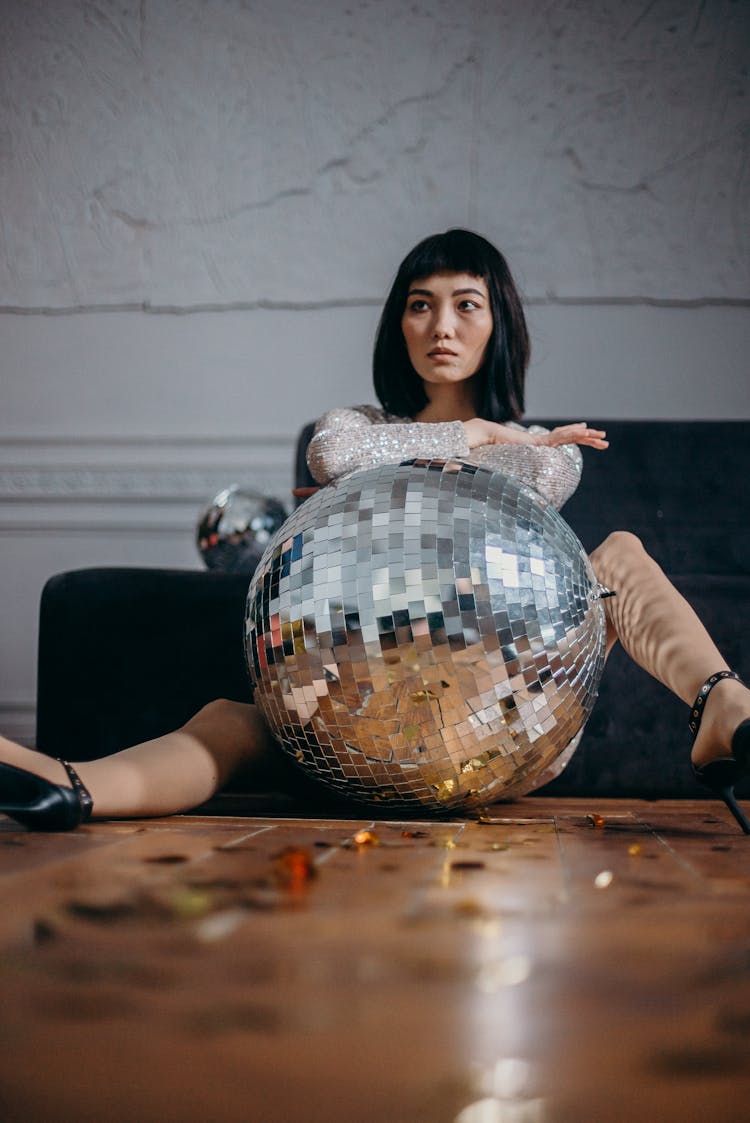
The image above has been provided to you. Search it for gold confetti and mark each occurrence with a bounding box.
[272,847,317,888]
[454,899,484,916]
[587,813,606,829]
[410,689,438,704]
[628,843,642,856]
[168,888,214,919]
[354,829,379,846]
[432,779,456,799]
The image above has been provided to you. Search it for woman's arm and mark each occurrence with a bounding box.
[463,418,608,452]
[307,406,606,511]
[466,422,607,510]
[306,406,470,485]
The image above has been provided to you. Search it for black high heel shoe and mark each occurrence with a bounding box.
[689,670,750,835]
[0,759,93,831]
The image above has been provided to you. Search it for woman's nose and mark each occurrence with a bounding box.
[432,309,455,337]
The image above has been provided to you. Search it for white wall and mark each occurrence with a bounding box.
[1,0,748,742]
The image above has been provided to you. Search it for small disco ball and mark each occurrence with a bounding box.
[197,485,288,575]
[245,459,607,812]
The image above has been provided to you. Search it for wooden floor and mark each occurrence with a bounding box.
[1,798,749,1123]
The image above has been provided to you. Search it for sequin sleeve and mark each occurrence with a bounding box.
[468,424,583,510]
[306,405,470,485]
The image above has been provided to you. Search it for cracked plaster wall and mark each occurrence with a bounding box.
[0,0,749,741]
[1,0,748,429]
[1,0,748,308]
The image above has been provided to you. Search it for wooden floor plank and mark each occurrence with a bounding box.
[1,800,749,1123]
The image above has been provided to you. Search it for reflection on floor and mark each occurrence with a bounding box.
[1,798,749,1123]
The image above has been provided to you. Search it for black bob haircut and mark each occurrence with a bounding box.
[373,228,529,422]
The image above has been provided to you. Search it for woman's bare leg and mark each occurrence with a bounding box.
[1,699,281,819]
[589,532,750,769]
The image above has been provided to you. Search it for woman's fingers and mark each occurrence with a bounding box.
[470,420,609,450]
[544,424,608,449]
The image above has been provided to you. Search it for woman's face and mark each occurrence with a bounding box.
[401,271,493,389]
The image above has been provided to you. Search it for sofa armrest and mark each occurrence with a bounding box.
[36,567,252,760]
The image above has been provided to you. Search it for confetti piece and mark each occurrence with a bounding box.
[273,847,317,888]
[587,813,606,829]
[195,909,246,943]
[454,899,484,916]
[594,870,613,889]
[168,888,214,920]
[354,830,380,846]
[410,689,439,704]
[451,860,486,871]
[628,843,642,856]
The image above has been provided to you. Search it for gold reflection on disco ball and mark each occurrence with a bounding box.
[197,485,288,576]
[245,459,606,812]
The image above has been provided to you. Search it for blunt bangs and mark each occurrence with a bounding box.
[373,229,529,423]
[398,230,497,287]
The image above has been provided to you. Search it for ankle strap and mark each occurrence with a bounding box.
[56,759,93,822]
[688,671,744,739]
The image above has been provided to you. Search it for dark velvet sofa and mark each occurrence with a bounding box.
[35,421,750,801]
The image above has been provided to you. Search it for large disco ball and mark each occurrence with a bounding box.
[245,459,607,812]
[197,485,288,575]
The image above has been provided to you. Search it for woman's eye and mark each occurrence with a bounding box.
[408,299,429,312]
[458,299,479,311]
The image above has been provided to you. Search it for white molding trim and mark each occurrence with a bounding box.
[0,434,292,444]
[0,434,293,447]
[0,433,297,505]
[0,520,283,535]
[0,465,291,502]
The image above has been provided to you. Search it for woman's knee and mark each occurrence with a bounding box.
[185,697,250,730]
[590,530,648,583]
[597,530,645,556]
[591,530,645,564]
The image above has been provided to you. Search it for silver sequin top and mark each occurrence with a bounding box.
[307,405,583,510]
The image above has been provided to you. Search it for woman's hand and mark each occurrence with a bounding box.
[463,419,608,451]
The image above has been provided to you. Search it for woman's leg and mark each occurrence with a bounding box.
[1,699,281,819]
[589,532,750,768]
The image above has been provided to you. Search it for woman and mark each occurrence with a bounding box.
[2,229,749,832]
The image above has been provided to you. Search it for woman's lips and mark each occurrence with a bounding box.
[428,348,457,358]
